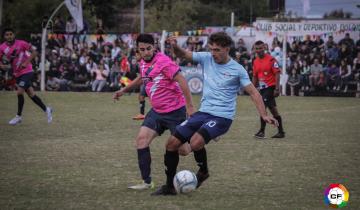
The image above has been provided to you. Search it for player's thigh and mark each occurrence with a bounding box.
[261,87,276,108]
[173,112,208,144]
[197,116,233,144]
[141,108,165,136]
[135,126,158,149]
[162,106,186,135]
[16,73,33,91]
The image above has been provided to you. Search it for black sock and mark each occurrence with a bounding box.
[194,148,208,174]
[17,95,24,116]
[140,101,145,115]
[260,117,266,132]
[137,147,151,184]
[164,150,179,188]
[274,115,284,133]
[30,95,47,112]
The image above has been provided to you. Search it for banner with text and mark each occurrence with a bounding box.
[254,20,360,36]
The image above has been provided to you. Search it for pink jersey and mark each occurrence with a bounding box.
[0,40,33,78]
[140,52,185,113]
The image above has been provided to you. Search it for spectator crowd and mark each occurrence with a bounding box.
[1,18,359,96]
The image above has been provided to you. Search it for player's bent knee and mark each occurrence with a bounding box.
[135,135,151,149]
[178,143,191,156]
[166,136,182,151]
[190,138,205,151]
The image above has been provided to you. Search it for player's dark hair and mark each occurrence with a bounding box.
[254,40,264,46]
[208,32,233,48]
[136,34,154,46]
[2,27,14,38]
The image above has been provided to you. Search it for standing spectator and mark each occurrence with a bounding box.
[339,33,355,51]
[53,16,65,34]
[65,17,77,47]
[325,35,336,49]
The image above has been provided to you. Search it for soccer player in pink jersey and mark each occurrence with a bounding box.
[0,28,53,125]
[113,34,195,190]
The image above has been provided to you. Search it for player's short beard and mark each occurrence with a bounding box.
[144,53,155,63]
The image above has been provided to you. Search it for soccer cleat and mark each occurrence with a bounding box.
[196,170,209,189]
[254,131,265,139]
[151,185,176,196]
[132,114,145,120]
[271,132,285,138]
[9,115,22,125]
[128,181,155,190]
[46,107,53,123]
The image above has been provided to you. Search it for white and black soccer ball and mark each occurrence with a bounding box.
[173,170,198,194]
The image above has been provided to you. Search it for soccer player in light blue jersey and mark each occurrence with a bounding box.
[152,32,278,195]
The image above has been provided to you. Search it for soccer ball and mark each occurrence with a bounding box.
[173,170,198,194]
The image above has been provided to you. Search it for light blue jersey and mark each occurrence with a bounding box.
[193,52,251,120]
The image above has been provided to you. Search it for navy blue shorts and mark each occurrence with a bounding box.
[174,111,233,144]
[16,72,33,90]
[142,106,186,136]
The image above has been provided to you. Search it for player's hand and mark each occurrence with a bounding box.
[262,115,279,127]
[113,90,124,101]
[20,62,29,69]
[167,36,178,47]
[186,104,195,118]
[274,89,280,97]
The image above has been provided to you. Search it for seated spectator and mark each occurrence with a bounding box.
[309,58,323,90]
[300,60,310,90]
[46,75,61,91]
[287,68,300,96]
[353,52,360,81]
[110,60,121,88]
[91,64,109,92]
[315,71,327,91]
[326,44,339,62]
[339,59,352,92]
[326,62,340,91]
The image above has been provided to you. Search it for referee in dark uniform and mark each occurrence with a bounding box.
[252,40,285,138]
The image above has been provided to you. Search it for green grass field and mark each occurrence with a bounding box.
[0,92,359,210]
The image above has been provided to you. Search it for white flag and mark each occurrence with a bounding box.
[65,0,84,32]
[301,0,311,17]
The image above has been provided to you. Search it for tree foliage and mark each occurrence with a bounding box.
[323,9,353,19]
[1,0,271,37]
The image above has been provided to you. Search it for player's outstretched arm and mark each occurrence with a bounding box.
[173,72,195,116]
[244,83,279,127]
[113,75,142,100]
[167,36,193,62]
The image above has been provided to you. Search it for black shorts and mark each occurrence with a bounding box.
[142,106,186,136]
[16,72,33,90]
[260,86,277,108]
